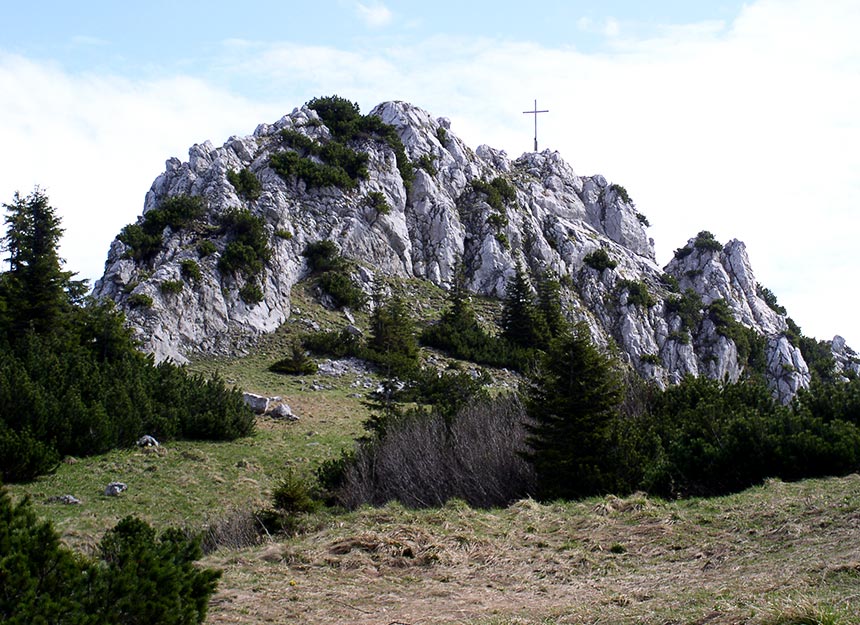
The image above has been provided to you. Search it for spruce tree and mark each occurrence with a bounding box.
[523,323,625,500]
[0,189,77,337]
[536,269,567,341]
[501,262,549,349]
[367,286,419,374]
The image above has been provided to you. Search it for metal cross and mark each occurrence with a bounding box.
[523,99,549,152]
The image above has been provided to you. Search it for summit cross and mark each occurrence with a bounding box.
[523,99,549,152]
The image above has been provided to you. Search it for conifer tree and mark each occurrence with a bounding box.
[536,269,567,341]
[523,323,625,500]
[367,286,419,373]
[501,262,549,349]
[0,189,84,337]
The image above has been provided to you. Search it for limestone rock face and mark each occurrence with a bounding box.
[94,99,848,401]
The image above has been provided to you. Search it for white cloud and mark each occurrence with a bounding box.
[2,0,858,345]
[603,17,620,38]
[355,2,393,28]
[0,53,277,286]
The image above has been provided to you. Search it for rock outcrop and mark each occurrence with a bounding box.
[94,99,854,402]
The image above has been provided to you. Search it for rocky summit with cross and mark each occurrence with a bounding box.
[93,98,858,403]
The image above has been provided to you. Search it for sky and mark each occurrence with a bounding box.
[0,0,858,346]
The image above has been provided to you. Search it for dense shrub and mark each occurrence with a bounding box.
[618,279,655,308]
[119,195,206,263]
[238,281,264,305]
[302,240,343,272]
[302,240,366,309]
[0,326,253,482]
[306,95,415,190]
[693,230,723,252]
[196,239,217,257]
[0,486,221,624]
[160,279,183,295]
[217,208,271,278]
[269,344,318,375]
[318,270,366,309]
[642,376,860,497]
[127,292,153,308]
[180,259,202,283]
[610,183,632,204]
[584,248,618,271]
[366,190,390,215]
[226,168,262,201]
[302,327,362,359]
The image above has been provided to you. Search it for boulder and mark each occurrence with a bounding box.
[268,403,298,421]
[242,392,270,414]
[104,482,127,497]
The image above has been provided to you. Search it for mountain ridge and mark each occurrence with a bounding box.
[93,98,858,401]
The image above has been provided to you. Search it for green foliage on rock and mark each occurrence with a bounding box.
[471,176,516,212]
[196,239,217,257]
[217,208,271,279]
[610,183,632,204]
[618,279,655,308]
[694,230,723,252]
[226,168,262,201]
[366,190,390,215]
[270,96,415,189]
[239,281,264,305]
[583,248,618,272]
[180,259,202,283]
[160,279,184,295]
[665,288,703,333]
[302,240,366,310]
[127,292,154,308]
[119,195,206,263]
[757,283,787,315]
[417,153,438,176]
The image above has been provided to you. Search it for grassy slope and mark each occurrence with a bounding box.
[206,476,860,625]
[9,277,860,624]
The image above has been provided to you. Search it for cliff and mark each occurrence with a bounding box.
[93,99,857,401]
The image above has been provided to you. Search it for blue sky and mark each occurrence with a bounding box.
[1,1,859,347]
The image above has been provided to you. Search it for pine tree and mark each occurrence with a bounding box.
[501,262,549,349]
[0,189,85,338]
[443,260,475,331]
[367,286,419,374]
[523,323,625,500]
[536,269,567,342]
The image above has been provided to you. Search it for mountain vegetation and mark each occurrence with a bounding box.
[0,190,254,483]
[7,96,860,624]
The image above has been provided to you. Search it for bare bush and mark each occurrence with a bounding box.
[198,508,269,554]
[336,394,535,509]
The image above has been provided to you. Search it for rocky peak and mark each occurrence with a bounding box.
[93,98,850,402]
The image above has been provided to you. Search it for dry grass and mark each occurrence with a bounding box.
[204,475,860,625]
